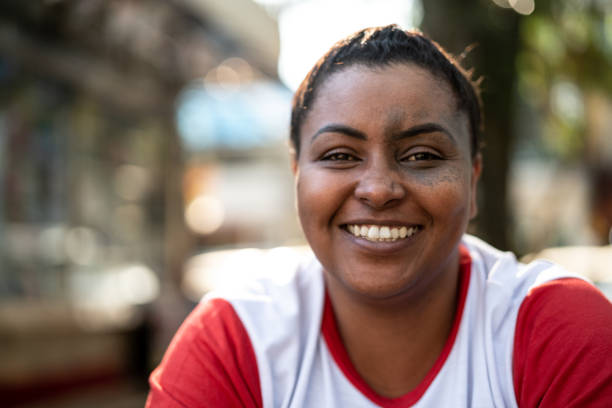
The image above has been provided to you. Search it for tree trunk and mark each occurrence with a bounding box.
[421,0,521,251]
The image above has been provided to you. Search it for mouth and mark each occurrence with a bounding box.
[342,224,422,243]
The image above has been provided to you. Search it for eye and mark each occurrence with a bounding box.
[403,151,442,162]
[321,152,358,161]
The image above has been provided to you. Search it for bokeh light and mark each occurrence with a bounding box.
[184,195,225,235]
[114,164,150,202]
[64,227,102,266]
[276,0,423,90]
[182,246,310,300]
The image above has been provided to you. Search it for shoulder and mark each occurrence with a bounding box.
[147,248,326,408]
[516,277,612,334]
[513,277,612,407]
[147,298,262,407]
[182,246,324,347]
[462,235,584,305]
[461,236,612,406]
[216,252,325,407]
[209,250,325,339]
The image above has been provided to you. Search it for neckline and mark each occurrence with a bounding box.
[320,245,472,407]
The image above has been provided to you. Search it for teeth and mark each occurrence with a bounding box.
[346,224,419,242]
[367,226,379,239]
[391,227,399,239]
[379,226,391,239]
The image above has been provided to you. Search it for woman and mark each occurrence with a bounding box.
[147,25,612,407]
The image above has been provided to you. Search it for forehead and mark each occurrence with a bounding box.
[302,63,469,143]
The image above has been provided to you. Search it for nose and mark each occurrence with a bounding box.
[354,163,405,209]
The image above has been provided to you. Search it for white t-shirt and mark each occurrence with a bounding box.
[147,235,612,407]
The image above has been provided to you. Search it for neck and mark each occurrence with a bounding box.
[325,259,461,398]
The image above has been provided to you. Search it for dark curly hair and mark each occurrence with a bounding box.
[290,25,483,158]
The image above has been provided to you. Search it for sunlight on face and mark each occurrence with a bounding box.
[294,64,480,300]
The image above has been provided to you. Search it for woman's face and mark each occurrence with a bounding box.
[293,63,481,301]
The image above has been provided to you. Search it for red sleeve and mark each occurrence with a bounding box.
[146,298,262,408]
[513,278,612,407]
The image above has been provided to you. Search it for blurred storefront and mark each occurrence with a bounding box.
[0,0,290,406]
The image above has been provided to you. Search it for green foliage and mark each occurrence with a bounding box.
[517,0,612,162]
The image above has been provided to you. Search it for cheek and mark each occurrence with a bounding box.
[296,169,354,231]
[296,171,334,226]
[417,168,472,221]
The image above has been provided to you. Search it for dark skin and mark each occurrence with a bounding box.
[292,63,481,397]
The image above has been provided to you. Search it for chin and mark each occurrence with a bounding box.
[329,266,425,301]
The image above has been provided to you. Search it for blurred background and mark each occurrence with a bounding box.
[0,0,610,406]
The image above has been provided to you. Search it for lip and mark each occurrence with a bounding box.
[339,223,423,255]
[340,219,422,228]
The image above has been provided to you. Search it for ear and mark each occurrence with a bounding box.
[469,153,482,219]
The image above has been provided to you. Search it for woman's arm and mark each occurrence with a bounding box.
[146,298,262,408]
[513,278,612,407]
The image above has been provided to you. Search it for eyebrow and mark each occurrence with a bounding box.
[310,124,367,142]
[392,123,456,145]
[310,122,456,144]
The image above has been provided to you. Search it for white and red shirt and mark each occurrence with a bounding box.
[147,235,612,407]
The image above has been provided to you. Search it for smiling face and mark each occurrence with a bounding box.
[293,63,481,302]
